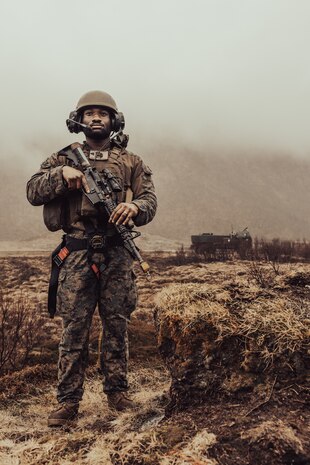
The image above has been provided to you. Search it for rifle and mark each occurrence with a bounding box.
[65,144,150,274]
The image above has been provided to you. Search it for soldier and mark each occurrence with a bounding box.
[27,90,157,426]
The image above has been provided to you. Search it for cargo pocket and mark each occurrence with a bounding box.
[142,163,153,180]
[43,198,63,231]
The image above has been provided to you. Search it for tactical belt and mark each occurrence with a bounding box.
[48,233,123,319]
[53,235,123,264]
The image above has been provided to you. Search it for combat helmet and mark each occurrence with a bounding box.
[76,90,118,113]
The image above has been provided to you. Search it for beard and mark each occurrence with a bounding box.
[82,126,111,140]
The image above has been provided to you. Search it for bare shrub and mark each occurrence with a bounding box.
[0,290,46,375]
[246,240,295,287]
[253,237,310,263]
[246,260,273,288]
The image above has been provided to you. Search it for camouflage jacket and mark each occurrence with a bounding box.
[26,142,157,234]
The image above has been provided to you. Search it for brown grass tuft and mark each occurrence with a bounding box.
[155,282,310,365]
[154,274,310,411]
[241,419,305,460]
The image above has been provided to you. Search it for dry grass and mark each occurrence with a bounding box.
[159,430,217,465]
[0,256,309,465]
[0,366,174,465]
[237,298,309,362]
[241,419,305,457]
[0,360,218,465]
[155,281,310,366]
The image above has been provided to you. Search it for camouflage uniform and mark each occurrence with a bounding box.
[27,142,156,403]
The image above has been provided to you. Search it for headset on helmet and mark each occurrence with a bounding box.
[66,90,125,134]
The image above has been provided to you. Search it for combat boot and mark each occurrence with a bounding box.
[47,402,79,427]
[107,392,136,411]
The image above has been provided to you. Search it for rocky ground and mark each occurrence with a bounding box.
[0,252,309,465]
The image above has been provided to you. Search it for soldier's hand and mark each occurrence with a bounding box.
[62,166,90,193]
[109,202,139,226]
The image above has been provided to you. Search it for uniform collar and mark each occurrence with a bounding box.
[83,139,111,152]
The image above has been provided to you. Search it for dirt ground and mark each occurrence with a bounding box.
[0,252,309,465]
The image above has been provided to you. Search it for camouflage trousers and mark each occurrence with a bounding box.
[56,246,137,404]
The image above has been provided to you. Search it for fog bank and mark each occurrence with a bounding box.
[1,144,309,243]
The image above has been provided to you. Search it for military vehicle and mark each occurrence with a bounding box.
[191,228,252,259]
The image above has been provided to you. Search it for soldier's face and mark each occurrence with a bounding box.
[82,107,112,139]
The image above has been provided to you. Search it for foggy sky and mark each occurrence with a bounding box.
[1,0,310,167]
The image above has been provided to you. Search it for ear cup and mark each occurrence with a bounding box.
[66,111,82,133]
[111,112,125,132]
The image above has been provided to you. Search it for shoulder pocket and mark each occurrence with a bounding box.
[142,163,153,175]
